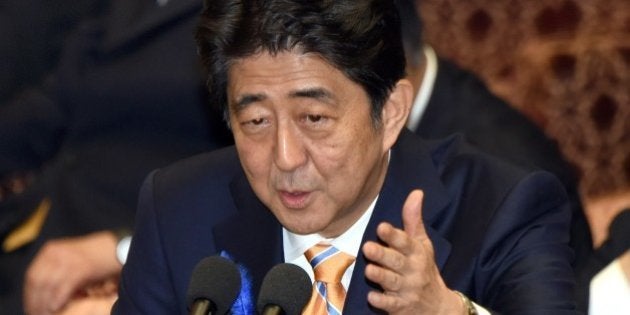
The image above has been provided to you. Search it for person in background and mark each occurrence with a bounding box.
[396,0,594,310]
[0,0,231,314]
[0,0,106,105]
[114,0,578,313]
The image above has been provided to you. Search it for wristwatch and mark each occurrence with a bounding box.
[455,291,478,315]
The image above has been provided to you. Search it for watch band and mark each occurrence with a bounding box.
[454,290,478,315]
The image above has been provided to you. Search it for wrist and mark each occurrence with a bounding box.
[84,231,124,276]
[454,290,478,315]
[435,289,466,315]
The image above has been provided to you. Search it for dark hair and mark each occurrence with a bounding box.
[394,0,424,67]
[196,0,406,126]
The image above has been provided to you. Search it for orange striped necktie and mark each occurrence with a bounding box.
[302,244,355,315]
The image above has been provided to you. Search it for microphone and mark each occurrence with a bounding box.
[186,256,241,315]
[257,263,313,315]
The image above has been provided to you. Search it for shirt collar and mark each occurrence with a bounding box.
[406,44,439,131]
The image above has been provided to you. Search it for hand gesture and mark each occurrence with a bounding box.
[362,190,464,314]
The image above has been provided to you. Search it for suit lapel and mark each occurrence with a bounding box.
[212,172,283,304]
[345,130,453,313]
[374,129,454,267]
[102,0,202,53]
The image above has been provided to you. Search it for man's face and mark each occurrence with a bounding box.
[227,51,393,238]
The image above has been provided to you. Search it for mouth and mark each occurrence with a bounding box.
[278,190,311,209]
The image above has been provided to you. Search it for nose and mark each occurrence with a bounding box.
[274,121,307,171]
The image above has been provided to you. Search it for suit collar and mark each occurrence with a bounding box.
[102,0,202,53]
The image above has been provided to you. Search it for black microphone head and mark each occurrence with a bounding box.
[257,263,313,315]
[186,255,241,314]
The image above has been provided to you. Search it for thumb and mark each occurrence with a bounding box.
[402,189,426,238]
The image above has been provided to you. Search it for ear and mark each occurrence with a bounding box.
[381,79,413,151]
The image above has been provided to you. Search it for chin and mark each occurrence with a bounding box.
[282,222,321,236]
[279,215,327,236]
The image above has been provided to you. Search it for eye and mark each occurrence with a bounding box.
[250,117,266,125]
[306,114,324,123]
[239,116,270,134]
[300,113,332,131]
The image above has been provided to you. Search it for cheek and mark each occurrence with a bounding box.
[309,136,377,188]
[306,138,346,175]
[236,138,272,179]
[320,125,380,165]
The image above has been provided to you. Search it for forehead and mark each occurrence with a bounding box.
[229,51,336,78]
[226,51,356,101]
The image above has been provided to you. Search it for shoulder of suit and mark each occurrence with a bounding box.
[153,145,240,184]
[422,133,536,181]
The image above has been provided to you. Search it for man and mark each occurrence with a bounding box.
[115,0,578,313]
[0,0,231,314]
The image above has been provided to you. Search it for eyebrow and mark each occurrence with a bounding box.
[233,94,266,111]
[289,87,335,104]
[231,87,336,112]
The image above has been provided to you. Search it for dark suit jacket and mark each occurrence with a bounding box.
[416,58,575,187]
[115,130,578,314]
[415,58,593,310]
[0,0,231,312]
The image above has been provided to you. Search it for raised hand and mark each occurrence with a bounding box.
[362,190,464,314]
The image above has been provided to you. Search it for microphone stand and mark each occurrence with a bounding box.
[190,299,213,315]
[261,304,285,315]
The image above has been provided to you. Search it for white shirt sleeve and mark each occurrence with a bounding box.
[589,258,630,315]
[473,301,491,315]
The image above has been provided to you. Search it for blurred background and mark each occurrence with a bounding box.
[419,0,630,246]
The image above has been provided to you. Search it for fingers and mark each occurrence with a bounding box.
[367,289,411,313]
[363,247,411,314]
[361,189,450,314]
[363,239,403,283]
[362,190,429,286]
[402,189,426,238]
[377,222,416,254]
[362,224,425,292]
[25,243,80,315]
[54,294,118,315]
